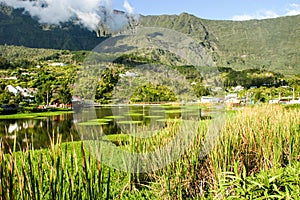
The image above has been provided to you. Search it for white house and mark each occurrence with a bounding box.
[225,93,238,100]
[6,85,18,96]
[119,71,138,77]
[201,96,220,103]
[6,85,34,98]
[269,99,280,104]
[3,76,18,80]
[233,85,244,92]
[287,98,300,105]
[49,62,66,67]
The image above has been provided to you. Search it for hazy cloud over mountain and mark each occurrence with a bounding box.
[0,0,137,31]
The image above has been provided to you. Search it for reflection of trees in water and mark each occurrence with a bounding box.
[93,105,204,136]
[0,114,80,152]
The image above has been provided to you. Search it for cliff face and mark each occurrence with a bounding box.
[140,13,300,75]
[0,3,300,75]
[0,4,140,50]
[0,4,106,50]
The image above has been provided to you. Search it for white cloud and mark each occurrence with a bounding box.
[0,0,135,31]
[286,3,300,16]
[232,3,300,21]
[232,10,279,21]
[290,3,300,7]
[232,15,253,21]
[123,0,134,14]
[286,9,300,15]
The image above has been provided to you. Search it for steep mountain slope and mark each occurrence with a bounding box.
[0,4,106,50]
[140,13,300,75]
[0,3,299,75]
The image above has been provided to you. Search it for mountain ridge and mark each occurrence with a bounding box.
[0,4,107,50]
[0,4,299,75]
[140,13,300,75]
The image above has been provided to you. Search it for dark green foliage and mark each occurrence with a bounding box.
[193,82,210,97]
[113,53,153,67]
[113,48,186,67]
[130,83,177,103]
[172,65,203,81]
[95,67,122,104]
[0,56,11,69]
[58,82,72,105]
[12,59,35,69]
[218,162,300,199]
[71,50,90,63]
[0,90,13,104]
[220,67,284,88]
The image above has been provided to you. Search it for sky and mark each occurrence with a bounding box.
[113,0,300,20]
[1,0,299,32]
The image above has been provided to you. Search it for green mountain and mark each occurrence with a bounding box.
[140,13,300,75]
[0,3,299,75]
[0,4,106,50]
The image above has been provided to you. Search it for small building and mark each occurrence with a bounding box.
[225,93,238,100]
[49,62,67,67]
[233,85,244,92]
[269,99,280,104]
[119,71,138,77]
[211,87,223,92]
[288,99,300,105]
[6,85,34,99]
[200,96,220,103]
[279,97,293,104]
[6,85,18,96]
[3,76,18,80]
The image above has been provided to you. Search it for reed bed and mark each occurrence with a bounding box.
[150,105,300,199]
[0,104,299,199]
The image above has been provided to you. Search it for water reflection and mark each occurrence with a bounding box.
[75,105,208,137]
[0,113,80,152]
[1,105,213,151]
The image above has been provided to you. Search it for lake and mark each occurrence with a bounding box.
[0,105,213,151]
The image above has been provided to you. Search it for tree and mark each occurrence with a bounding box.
[193,82,210,97]
[95,67,121,104]
[288,77,300,99]
[0,90,13,104]
[58,82,72,105]
[35,82,54,105]
[14,92,23,104]
[130,84,177,103]
[0,56,11,69]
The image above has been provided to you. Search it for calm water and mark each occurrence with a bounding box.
[0,105,211,151]
[0,113,79,151]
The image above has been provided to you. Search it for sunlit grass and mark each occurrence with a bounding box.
[0,111,74,119]
[1,104,299,199]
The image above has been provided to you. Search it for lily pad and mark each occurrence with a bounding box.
[77,121,108,126]
[90,118,113,122]
[104,115,124,119]
[125,113,144,117]
[144,115,164,119]
[156,118,183,122]
[117,121,143,124]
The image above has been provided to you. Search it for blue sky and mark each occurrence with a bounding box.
[114,0,300,20]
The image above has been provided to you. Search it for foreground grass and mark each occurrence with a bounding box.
[0,140,156,199]
[143,105,299,199]
[0,105,299,199]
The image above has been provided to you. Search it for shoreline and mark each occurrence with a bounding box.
[0,109,74,119]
